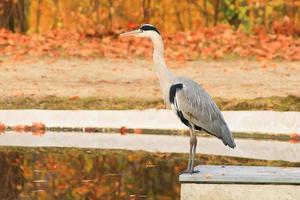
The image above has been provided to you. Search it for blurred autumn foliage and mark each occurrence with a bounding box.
[2,0,300,34]
[0,0,300,61]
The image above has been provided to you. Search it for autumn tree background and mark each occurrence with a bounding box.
[1,0,300,34]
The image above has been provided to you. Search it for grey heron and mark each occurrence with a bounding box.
[120,24,236,173]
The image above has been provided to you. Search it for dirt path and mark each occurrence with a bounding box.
[0,58,299,99]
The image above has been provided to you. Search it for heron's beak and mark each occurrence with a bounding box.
[120,29,141,37]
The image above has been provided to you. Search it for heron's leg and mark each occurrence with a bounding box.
[189,124,198,173]
[180,128,193,174]
[187,132,193,170]
[190,135,197,171]
[182,125,198,174]
[180,125,198,174]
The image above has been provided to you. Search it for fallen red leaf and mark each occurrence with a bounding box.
[134,129,142,134]
[0,123,5,133]
[120,126,127,135]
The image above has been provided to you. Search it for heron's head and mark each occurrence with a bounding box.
[120,24,160,39]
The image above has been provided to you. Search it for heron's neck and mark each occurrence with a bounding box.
[151,35,174,104]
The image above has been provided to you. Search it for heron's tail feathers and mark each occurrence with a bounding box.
[195,122,236,148]
[221,124,236,149]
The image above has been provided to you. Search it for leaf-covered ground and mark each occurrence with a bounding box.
[1,25,300,62]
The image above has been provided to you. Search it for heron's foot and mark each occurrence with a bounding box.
[180,169,200,175]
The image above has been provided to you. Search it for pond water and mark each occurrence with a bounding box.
[0,148,186,200]
[2,131,300,162]
[0,147,299,200]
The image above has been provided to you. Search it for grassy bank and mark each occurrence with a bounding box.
[0,95,299,111]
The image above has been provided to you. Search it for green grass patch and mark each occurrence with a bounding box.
[0,95,299,111]
[0,96,164,110]
[215,95,300,111]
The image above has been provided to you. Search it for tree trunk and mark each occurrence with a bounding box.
[94,0,100,24]
[52,0,60,28]
[0,0,29,33]
[187,0,192,29]
[35,0,43,33]
[107,0,113,31]
[142,0,151,23]
[19,0,29,33]
[190,0,211,27]
[213,0,220,26]
[203,0,208,26]
[175,3,184,31]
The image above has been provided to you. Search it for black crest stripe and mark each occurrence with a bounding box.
[140,25,160,35]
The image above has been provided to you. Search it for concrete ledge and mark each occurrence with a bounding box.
[0,110,299,134]
[179,165,300,184]
[180,165,300,200]
[1,132,300,162]
[181,184,300,200]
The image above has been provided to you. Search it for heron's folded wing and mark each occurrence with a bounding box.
[175,81,236,148]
